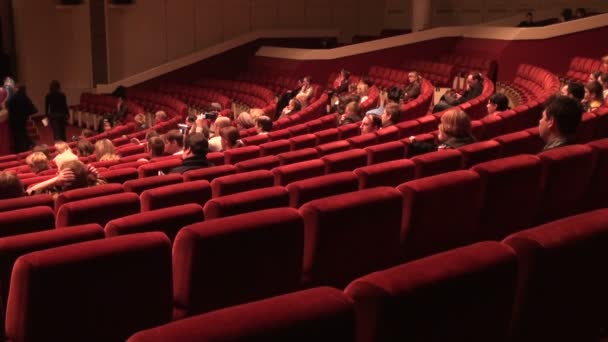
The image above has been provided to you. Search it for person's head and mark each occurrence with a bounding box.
[163,129,184,154]
[387,87,404,103]
[0,171,25,200]
[585,81,603,102]
[213,116,232,136]
[561,82,585,101]
[360,114,382,134]
[134,113,146,126]
[302,76,312,87]
[381,103,401,127]
[186,114,197,128]
[602,55,608,70]
[599,72,608,87]
[102,119,112,132]
[356,82,369,97]
[539,95,583,142]
[344,101,360,117]
[183,133,209,159]
[154,110,167,123]
[81,129,95,138]
[467,72,483,88]
[438,108,472,143]
[94,139,117,160]
[32,144,51,159]
[340,69,350,78]
[574,7,586,18]
[25,152,49,174]
[58,160,101,191]
[256,115,273,134]
[236,112,255,130]
[49,80,61,93]
[407,71,420,84]
[147,136,165,158]
[287,99,302,112]
[54,141,71,154]
[561,8,573,21]
[76,139,94,156]
[220,126,241,150]
[487,93,509,114]
[589,71,601,83]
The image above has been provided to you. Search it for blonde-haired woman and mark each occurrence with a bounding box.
[94,139,120,161]
[25,152,50,174]
[408,108,476,155]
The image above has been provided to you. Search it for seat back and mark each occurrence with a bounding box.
[56,192,141,227]
[0,206,55,239]
[203,186,290,220]
[182,164,237,182]
[411,149,463,178]
[210,170,275,197]
[272,159,326,186]
[140,180,211,211]
[354,159,416,189]
[123,174,183,195]
[286,172,359,208]
[54,183,124,213]
[0,195,54,213]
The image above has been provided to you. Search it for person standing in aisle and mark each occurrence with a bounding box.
[45,80,69,142]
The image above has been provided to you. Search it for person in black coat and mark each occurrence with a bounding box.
[7,84,37,152]
[170,133,213,174]
[433,73,484,113]
[45,80,69,142]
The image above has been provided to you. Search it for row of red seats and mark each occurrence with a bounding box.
[368,65,412,89]
[401,60,455,87]
[563,55,604,83]
[237,70,302,94]
[324,71,362,90]
[509,63,561,105]
[72,93,144,124]
[438,54,497,79]
[128,88,188,118]
[156,83,232,110]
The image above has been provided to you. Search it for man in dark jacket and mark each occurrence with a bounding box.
[7,85,37,152]
[433,72,484,113]
[170,133,213,174]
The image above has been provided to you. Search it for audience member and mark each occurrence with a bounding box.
[99,118,113,133]
[560,82,585,102]
[356,81,370,104]
[236,112,255,130]
[583,81,603,112]
[25,152,50,174]
[94,139,120,162]
[249,108,265,122]
[598,73,608,100]
[408,108,476,156]
[486,93,510,116]
[154,110,167,124]
[539,95,583,151]
[146,136,166,160]
[220,126,243,151]
[208,116,232,152]
[560,8,573,22]
[295,76,314,107]
[339,101,362,126]
[45,80,69,142]
[360,113,382,134]
[433,72,483,112]
[588,71,601,84]
[170,133,213,174]
[53,141,78,169]
[163,129,184,155]
[32,144,51,160]
[367,87,402,116]
[329,69,351,95]
[601,55,608,73]
[380,103,401,127]
[6,84,37,153]
[81,128,95,139]
[133,113,148,131]
[256,116,273,135]
[76,139,94,157]
[279,99,302,119]
[403,71,422,101]
[0,171,25,200]
[27,160,106,197]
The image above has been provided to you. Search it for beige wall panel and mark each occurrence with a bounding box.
[358,0,385,35]
[166,0,196,60]
[195,0,223,48]
[277,1,306,28]
[251,0,279,29]
[222,0,251,39]
[384,0,411,29]
[305,0,333,27]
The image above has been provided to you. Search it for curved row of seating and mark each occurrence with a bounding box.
[192,78,278,114]
[237,69,302,94]
[156,83,232,111]
[438,54,497,79]
[563,55,604,83]
[401,59,454,87]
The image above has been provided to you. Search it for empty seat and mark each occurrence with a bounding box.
[128,287,355,342]
[172,208,304,318]
[365,141,406,165]
[0,194,54,213]
[54,183,124,213]
[55,192,141,228]
[100,167,139,184]
[210,170,275,197]
[224,145,261,164]
[347,133,378,149]
[495,131,544,157]
[354,159,416,189]
[260,139,291,156]
[140,180,212,211]
[0,206,55,239]
[278,148,319,165]
[299,187,402,287]
[503,209,608,341]
[105,204,204,241]
[272,159,326,186]
[234,155,280,172]
[411,149,463,178]
[458,140,502,168]
[204,186,289,220]
[182,164,237,182]
[586,138,608,209]
[137,158,183,178]
[315,128,340,145]
[289,133,317,150]
[345,241,517,342]
[287,172,359,208]
[322,149,368,173]
[123,174,183,195]
[316,141,351,156]
[375,125,400,143]
[397,170,482,260]
[6,232,172,342]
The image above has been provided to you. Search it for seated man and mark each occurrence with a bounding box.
[220,126,244,151]
[208,116,232,152]
[328,69,351,95]
[170,133,213,174]
[294,76,314,108]
[0,171,25,200]
[339,101,362,126]
[486,92,510,116]
[433,72,484,113]
[539,95,583,151]
[154,110,167,124]
[560,82,584,102]
[163,129,184,155]
[53,141,78,169]
[146,136,166,161]
[402,71,422,102]
[256,116,273,135]
[380,103,402,128]
[367,86,402,116]
[360,113,382,135]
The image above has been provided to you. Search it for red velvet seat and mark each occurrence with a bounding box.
[182,164,237,182]
[458,140,502,168]
[259,139,291,156]
[128,287,355,342]
[137,158,183,178]
[315,128,340,145]
[375,125,400,143]
[0,206,55,239]
[337,123,360,140]
[234,155,280,172]
[354,159,416,189]
[286,172,359,208]
[289,133,317,150]
[172,208,304,318]
[411,149,463,178]
[494,131,544,157]
[321,149,368,173]
[345,241,518,342]
[272,159,326,186]
[55,192,141,228]
[241,133,269,146]
[140,180,212,211]
[503,209,608,341]
[277,148,319,165]
[586,138,608,210]
[123,173,183,195]
[472,155,543,240]
[210,170,274,197]
[100,167,139,184]
[224,146,261,164]
[365,141,407,165]
[299,187,402,287]
[5,232,172,342]
[0,195,54,213]
[105,203,204,241]
[316,140,351,156]
[204,186,289,220]
[54,183,124,213]
[397,170,482,260]
[347,133,378,149]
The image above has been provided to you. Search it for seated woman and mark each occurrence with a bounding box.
[133,113,148,131]
[154,110,167,124]
[408,108,476,156]
[26,160,106,197]
[583,81,604,112]
[25,152,50,175]
[329,69,351,96]
[76,139,94,157]
[486,92,510,117]
[220,126,244,151]
[94,139,120,161]
[236,112,255,130]
[279,99,302,119]
[0,171,26,200]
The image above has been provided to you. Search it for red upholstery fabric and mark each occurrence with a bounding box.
[458,140,502,168]
[299,187,402,287]
[224,146,261,164]
[100,167,139,184]
[397,170,482,260]
[354,159,416,189]
[268,129,291,141]
[321,149,368,173]
[365,141,406,165]
[241,134,269,146]
[204,186,289,220]
[105,203,204,241]
[278,148,319,165]
[109,160,147,170]
[495,131,544,157]
[235,155,280,172]
[128,287,355,342]
[347,133,378,149]
[272,159,326,186]
[345,241,517,342]
[0,224,104,332]
[411,149,463,178]
[316,140,351,156]
[472,155,542,240]
[123,174,183,195]
[286,172,359,208]
[503,209,608,341]
[140,180,211,211]
[586,138,608,209]
[0,195,54,213]
[6,232,172,342]
[55,192,141,228]
[137,158,183,178]
[210,170,275,197]
[536,145,594,223]
[375,126,400,143]
[260,139,291,156]
[337,123,360,140]
[54,183,124,213]
[289,133,318,150]
[0,206,55,239]
[172,208,304,318]
[182,164,237,182]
